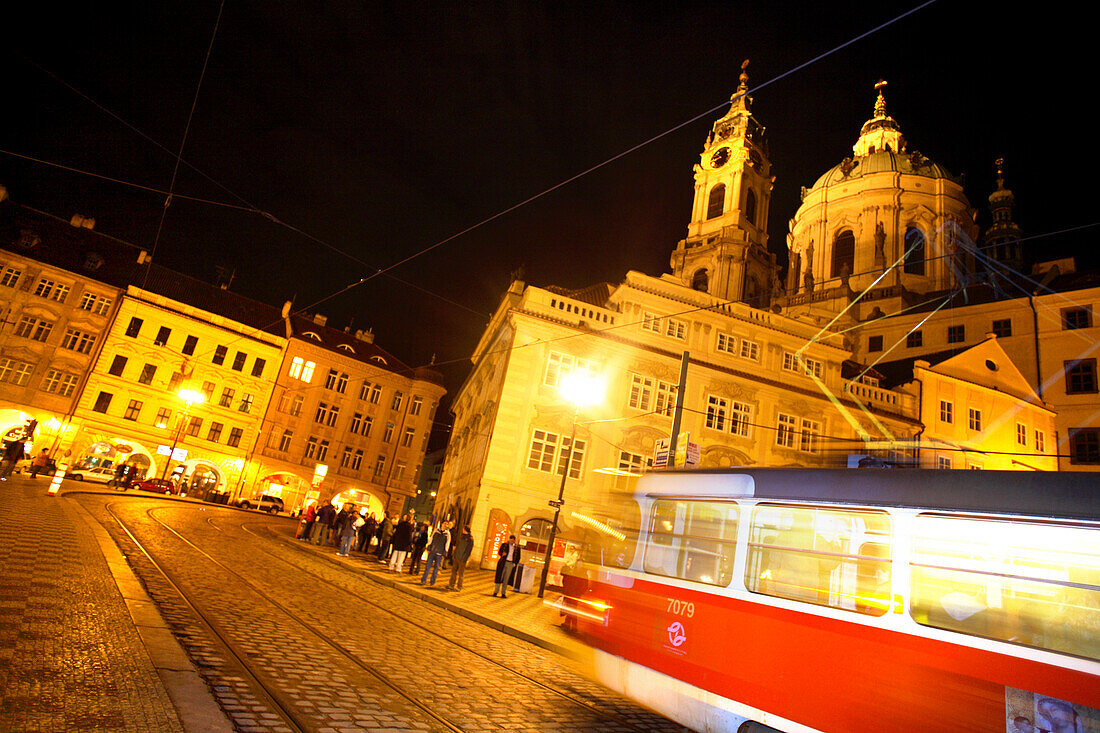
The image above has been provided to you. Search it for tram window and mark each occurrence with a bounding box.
[910,515,1100,660]
[644,500,737,587]
[746,504,892,616]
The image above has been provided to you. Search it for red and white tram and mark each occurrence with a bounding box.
[576,469,1099,733]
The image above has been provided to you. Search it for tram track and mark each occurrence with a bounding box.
[104,501,463,733]
[231,518,657,730]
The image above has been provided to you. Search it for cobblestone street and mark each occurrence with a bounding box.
[0,479,687,732]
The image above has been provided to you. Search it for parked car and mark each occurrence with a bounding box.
[132,478,176,494]
[235,494,284,514]
[64,466,114,483]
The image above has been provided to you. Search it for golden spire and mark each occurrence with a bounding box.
[738,59,750,93]
[994,157,1006,190]
[873,79,888,118]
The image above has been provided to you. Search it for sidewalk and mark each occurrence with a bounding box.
[0,476,231,733]
[279,529,589,660]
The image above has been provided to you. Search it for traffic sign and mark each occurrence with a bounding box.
[548,499,564,508]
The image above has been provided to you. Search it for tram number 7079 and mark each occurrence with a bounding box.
[666,598,695,617]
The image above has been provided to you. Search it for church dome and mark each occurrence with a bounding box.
[810,149,958,190]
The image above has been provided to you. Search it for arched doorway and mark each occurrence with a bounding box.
[79,440,154,481]
[183,462,223,494]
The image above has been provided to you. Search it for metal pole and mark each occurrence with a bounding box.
[537,411,577,599]
[159,413,186,481]
[666,350,690,467]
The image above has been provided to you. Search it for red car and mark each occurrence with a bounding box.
[131,478,176,494]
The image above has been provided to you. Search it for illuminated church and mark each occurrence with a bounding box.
[436,67,1091,566]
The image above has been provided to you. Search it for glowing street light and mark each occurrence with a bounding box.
[159,389,205,482]
[537,370,605,598]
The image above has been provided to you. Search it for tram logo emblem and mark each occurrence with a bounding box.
[667,621,687,647]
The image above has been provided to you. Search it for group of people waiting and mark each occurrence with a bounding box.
[295,504,475,591]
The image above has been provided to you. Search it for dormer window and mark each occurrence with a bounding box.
[302,331,322,341]
[370,355,388,366]
[337,343,356,353]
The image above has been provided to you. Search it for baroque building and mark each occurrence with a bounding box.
[435,71,1080,576]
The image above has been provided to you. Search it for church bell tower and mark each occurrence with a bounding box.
[671,60,778,307]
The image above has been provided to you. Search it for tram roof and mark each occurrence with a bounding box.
[639,468,1100,521]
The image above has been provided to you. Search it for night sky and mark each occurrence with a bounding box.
[4,1,1091,429]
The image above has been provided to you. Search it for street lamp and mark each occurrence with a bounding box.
[537,370,604,598]
[159,388,205,482]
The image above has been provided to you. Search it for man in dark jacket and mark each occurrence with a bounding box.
[358,514,377,553]
[419,521,452,586]
[494,535,521,598]
[312,502,335,546]
[388,514,414,572]
[445,526,475,591]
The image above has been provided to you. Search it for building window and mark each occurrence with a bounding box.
[938,456,953,470]
[16,315,54,342]
[374,454,386,478]
[618,451,646,473]
[201,381,215,401]
[138,363,157,385]
[1035,430,1046,453]
[335,372,348,393]
[867,335,883,352]
[665,319,686,340]
[126,317,143,338]
[776,413,798,448]
[182,335,198,355]
[187,417,203,437]
[383,422,395,442]
[706,395,728,431]
[1065,359,1098,394]
[278,430,293,452]
[341,446,354,468]
[41,369,77,396]
[947,325,965,344]
[359,381,371,400]
[410,396,423,416]
[1,268,21,287]
[392,391,404,411]
[716,332,737,354]
[251,358,266,377]
[907,330,923,348]
[362,416,373,437]
[315,402,330,424]
[350,412,363,434]
[33,278,55,299]
[992,319,1012,338]
[402,428,415,447]
[92,391,113,413]
[290,394,303,416]
[1016,423,1027,446]
[301,361,315,382]
[123,399,142,421]
[325,369,339,389]
[783,352,823,379]
[1069,428,1100,464]
[939,400,953,423]
[394,461,407,480]
[525,429,585,479]
[744,188,757,226]
[543,351,598,388]
[799,419,822,453]
[208,422,224,442]
[351,450,363,471]
[232,352,247,371]
[326,405,339,427]
[740,339,760,361]
[60,328,95,354]
[831,229,855,278]
[305,437,320,460]
[166,372,182,392]
[731,401,753,437]
[902,227,925,275]
[289,357,304,378]
[227,428,243,448]
[212,345,227,365]
[154,407,172,428]
[238,394,254,413]
[370,383,382,403]
[641,312,662,333]
[1062,308,1091,330]
[154,326,171,346]
[968,408,982,432]
[220,387,235,408]
[0,358,34,386]
[628,374,653,411]
[706,184,725,219]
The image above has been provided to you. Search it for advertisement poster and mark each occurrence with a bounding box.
[481,509,512,570]
[1006,687,1099,733]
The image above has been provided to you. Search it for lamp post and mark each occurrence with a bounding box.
[160,389,205,481]
[537,371,604,599]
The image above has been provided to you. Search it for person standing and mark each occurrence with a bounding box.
[358,513,376,553]
[408,522,429,575]
[29,449,50,479]
[494,535,521,598]
[0,439,25,480]
[376,514,395,561]
[298,503,316,540]
[312,501,335,546]
[338,508,362,557]
[388,514,413,572]
[420,521,452,586]
[445,526,474,591]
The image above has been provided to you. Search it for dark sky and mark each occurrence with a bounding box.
[4,1,1091,424]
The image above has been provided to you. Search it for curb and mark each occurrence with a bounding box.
[63,497,234,733]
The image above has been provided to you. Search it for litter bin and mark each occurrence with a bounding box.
[514,564,536,594]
